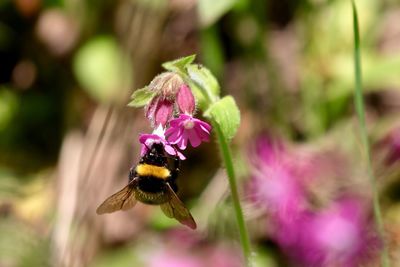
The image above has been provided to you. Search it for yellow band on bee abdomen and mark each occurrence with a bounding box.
[136,164,170,179]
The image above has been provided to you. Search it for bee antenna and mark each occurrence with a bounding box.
[171,145,181,160]
[143,142,151,151]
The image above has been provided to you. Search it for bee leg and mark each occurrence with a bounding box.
[168,180,178,193]
[171,156,180,178]
[128,166,136,182]
[168,156,180,193]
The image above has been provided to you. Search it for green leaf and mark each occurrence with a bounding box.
[128,87,156,107]
[187,64,220,100]
[352,1,389,266]
[198,0,237,28]
[162,55,196,72]
[205,96,240,141]
[73,36,132,103]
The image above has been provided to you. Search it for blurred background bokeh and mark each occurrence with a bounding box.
[1,0,400,266]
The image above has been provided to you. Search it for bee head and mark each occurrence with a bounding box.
[149,142,165,154]
[143,142,166,166]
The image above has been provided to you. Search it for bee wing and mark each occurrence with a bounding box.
[96,178,138,215]
[160,183,197,229]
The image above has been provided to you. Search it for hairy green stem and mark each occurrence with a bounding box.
[213,122,253,266]
[351,1,389,266]
[177,67,253,265]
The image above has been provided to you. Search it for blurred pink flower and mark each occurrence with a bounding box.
[275,198,377,267]
[248,136,307,221]
[147,232,242,267]
[307,198,376,267]
[247,136,378,267]
[250,163,306,222]
[149,251,201,267]
[165,114,212,150]
[251,136,283,164]
[273,210,317,263]
[139,125,186,160]
[207,245,243,267]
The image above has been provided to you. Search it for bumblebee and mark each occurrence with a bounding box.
[96,142,196,229]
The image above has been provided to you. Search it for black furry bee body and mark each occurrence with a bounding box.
[96,143,196,229]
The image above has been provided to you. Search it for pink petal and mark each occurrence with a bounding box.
[139,133,159,144]
[187,129,202,147]
[197,119,212,132]
[145,98,158,119]
[169,117,184,127]
[164,145,186,160]
[176,84,195,115]
[199,124,211,135]
[165,126,189,150]
[177,131,189,150]
[194,124,210,141]
[177,151,186,160]
[174,135,186,150]
[154,99,174,127]
[179,114,192,121]
[164,145,177,156]
[140,144,148,156]
[166,127,182,143]
[194,118,211,137]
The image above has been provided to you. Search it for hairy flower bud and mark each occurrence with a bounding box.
[145,72,186,127]
[148,72,184,100]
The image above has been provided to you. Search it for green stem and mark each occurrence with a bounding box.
[178,67,253,265]
[213,122,253,266]
[351,1,389,266]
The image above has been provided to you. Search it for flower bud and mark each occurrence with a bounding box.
[148,72,184,100]
[145,72,186,127]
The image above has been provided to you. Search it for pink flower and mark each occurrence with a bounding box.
[144,72,186,127]
[146,235,242,267]
[273,211,316,263]
[247,136,378,267]
[145,98,174,128]
[306,198,377,267]
[176,84,196,115]
[250,162,306,221]
[149,251,201,267]
[274,198,378,267]
[207,245,243,267]
[165,114,211,150]
[248,136,307,221]
[139,125,186,160]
